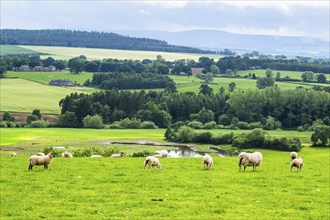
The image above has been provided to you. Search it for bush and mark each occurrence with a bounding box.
[0,121,7,128]
[28,120,49,128]
[218,114,231,126]
[211,133,235,145]
[119,118,142,129]
[263,116,282,130]
[192,132,212,143]
[139,121,158,129]
[8,121,16,128]
[82,115,103,129]
[248,122,262,129]
[237,121,250,130]
[187,120,203,129]
[175,126,195,143]
[108,121,122,129]
[203,121,217,129]
[297,126,304,132]
[132,150,153,157]
[58,112,79,128]
[71,147,120,157]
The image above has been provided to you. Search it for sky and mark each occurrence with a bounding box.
[1,0,329,41]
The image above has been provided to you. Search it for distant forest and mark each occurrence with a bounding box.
[0,29,212,54]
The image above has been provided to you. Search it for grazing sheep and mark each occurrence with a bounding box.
[90,155,103,158]
[28,152,55,170]
[238,152,263,172]
[152,154,162,158]
[290,152,298,161]
[203,154,213,170]
[36,152,45,156]
[61,151,73,158]
[159,150,168,158]
[290,157,304,172]
[110,152,124,158]
[144,156,162,170]
[10,152,17,157]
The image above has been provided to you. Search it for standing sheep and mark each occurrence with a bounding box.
[61,151,73,158]
[159,150,168,158]
[144,156,162,170]
[290,157,304,172]
[10,152,17,157]
[110,152,124,158]
[28,152,55,170]
[36,152,45,156]
[238,152,263,172]
[203,154,213,170]
[290,152,298,161]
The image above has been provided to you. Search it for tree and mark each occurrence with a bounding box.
[275,72,281,81]
[197,107,214,124]
[175,126,195,143]
[229,82,236,92]
[311,125,330,146]
[0,65,7,77]
[265,69,273,78]
[199,84,213,95]
[218,114,231,126]
[210,64,220,75]
[205,73,214,84]
[68,57,85,74]
[82,115,104,129]
[301,71,314,82]
[58,112,79,128]
[256,77,275,89]
[84,62,99,72]
[317,74,327,83]
[3,112,15,122]
[32,109,42,119]
[157,64,169,75]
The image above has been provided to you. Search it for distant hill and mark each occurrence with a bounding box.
[115,29,330,58]
[0,29,212,54]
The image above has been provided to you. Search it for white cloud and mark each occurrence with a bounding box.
[139,0,188,9]
[136,9,151,15]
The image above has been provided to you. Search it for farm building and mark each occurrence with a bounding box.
[49,79,73,87]
[191,68,204,75]
[18,65,56,72]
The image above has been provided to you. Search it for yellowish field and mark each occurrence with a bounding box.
[20,45,223,61]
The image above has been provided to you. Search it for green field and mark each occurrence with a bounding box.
[0,140,328,219]
[0,45,39,56]
[0,78,97,114]
[237,69,305,80]
[19,45,223,61]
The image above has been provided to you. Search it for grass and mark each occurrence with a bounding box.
[0,78,97,114]
[237,69,305,80]
[0,146,329,219]
[6,71,93,85]
[19,45,223,61]
[0,45,39,56]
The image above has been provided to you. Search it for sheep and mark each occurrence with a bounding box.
[290,151,298,161]
[61,151,73,158]
[90,155,103,158]
[290,157,304,172]
[238,152,263,172]
[110,152,124,158]
[203,154,213,170]
[152,154,162,158]
[28,152,55,170]
[159,150,168,158]
[10,152,17,157]
[144,156,162,170]
[36,152,45,156]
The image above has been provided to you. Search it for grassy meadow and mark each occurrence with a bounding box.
[1,145,329,219]
[0,78,97,114]
[0,45,39,56]
[19,45,223,61]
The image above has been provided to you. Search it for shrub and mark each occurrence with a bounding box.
[82,115,103,129]
[187,120,203,129]
[192,132,212,143]
[139,121,158,129]
[58,111,79,128]
[8,121,16,128]
[297,126,304,132]
[175,126,195,143]
[248,122,262,129]
[28,120,49,128]
[119,118,142,129]
[132,150,153,157]
[108,121,122,129]
[3,112,15,122]
[218,114,231,126]
[237,121,250,130]
[211,133,235,145]
[70,147,120,157]
[311,125,330,146]
[0,121,7,128]
[26,114,39,124]
[203,121,217,129]
[170,121,186,129]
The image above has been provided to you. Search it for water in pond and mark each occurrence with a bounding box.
[156,147,203,158]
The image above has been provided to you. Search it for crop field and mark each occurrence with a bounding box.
[0,136,329,219]
[0,45,39,56]
[0,78,97,114]
[19,45,223,61]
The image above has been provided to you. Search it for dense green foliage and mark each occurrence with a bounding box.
[1,29,210,53]
[60,87,330,129]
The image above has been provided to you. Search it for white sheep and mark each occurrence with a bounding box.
[28,152,55,170]
[152,154,162,158]
[159,150,168,158]
[144,156,162,170]
[238,152,263,172]
[290,151,298,161]
[10,152,17,157]
[36,152,45,156]
[90,155,103,158]
[110,152,124,158]
[61,151,73,158]
[203,154,213,170]
[290,157,304,172]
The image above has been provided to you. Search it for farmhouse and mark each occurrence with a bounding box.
[49,79,73,87]
[18,65,30,71]
[18,65,56,72]
[191,68,204,75]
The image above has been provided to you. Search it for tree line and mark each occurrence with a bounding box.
[0,29,211,54]
[59,87,330,129]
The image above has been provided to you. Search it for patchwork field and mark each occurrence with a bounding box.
[19,45,223,61]
[0,138,328,219]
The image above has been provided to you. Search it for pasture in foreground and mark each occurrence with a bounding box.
[0,147,329,219]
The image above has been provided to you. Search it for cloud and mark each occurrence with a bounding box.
[139,0,188,9]
[136,9,151,15]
